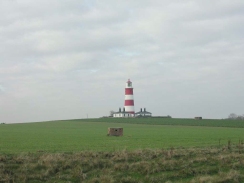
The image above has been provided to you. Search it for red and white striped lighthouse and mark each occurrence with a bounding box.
[124,79,135,114]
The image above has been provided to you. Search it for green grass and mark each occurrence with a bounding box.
[0,119,244,153]
[1,118,244,182]
[78,117,244,128]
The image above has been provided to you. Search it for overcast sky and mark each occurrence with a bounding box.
[1,0,244,123]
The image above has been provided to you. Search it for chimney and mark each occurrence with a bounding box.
[144,108,146,112]
[119,108,121,112]
[123,107,125,112]
[140,108,142,112]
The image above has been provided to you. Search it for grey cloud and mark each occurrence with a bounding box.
[0,85,5,93]
[0,0,244,123]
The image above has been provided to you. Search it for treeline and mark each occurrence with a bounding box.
[228,113,244,120]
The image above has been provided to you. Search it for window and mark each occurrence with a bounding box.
[128,82,131,87]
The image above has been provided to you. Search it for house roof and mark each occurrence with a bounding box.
[135,111,152,114]
[113,111,131,114]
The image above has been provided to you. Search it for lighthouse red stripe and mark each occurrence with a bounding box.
[124,100,134,106]
[125,88,133,95]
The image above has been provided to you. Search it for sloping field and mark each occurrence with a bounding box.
[78,117,244,128]
[1,119,244,182]
[0,119,244,153]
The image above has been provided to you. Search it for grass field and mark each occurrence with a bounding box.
[0,119,244,154]
[1,118,244,182]
[79,117,244,128]
[1,146,244,183]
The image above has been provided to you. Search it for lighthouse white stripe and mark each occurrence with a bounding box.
[124,95,134,100]
[124,106,135,112]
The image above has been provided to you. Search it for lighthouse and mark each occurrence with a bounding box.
[124,79,135,115]
[112,79,152,118]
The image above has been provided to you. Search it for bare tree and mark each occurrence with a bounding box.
[237,115,244,120]
[109,110,115,117]
[228,113,238,119]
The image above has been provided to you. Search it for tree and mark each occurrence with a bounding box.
[228,113,238,119]
[236,115,244,120]
[109,110,115,117]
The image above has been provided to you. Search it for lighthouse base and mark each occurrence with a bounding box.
[113,112,135,118]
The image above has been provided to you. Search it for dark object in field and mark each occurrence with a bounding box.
[107,128,123,136]
[195,117,202,120]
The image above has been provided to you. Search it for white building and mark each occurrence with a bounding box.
[113,108,135,117]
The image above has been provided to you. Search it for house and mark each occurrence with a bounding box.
[135,108,152,117]
[113,108,135,117]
